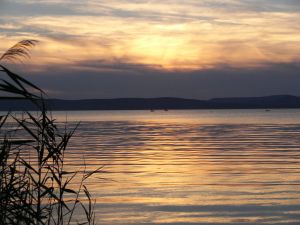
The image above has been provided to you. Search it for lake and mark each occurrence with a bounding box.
[51,109,300,224]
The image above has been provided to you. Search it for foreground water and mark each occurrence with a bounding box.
[51,109,300,224]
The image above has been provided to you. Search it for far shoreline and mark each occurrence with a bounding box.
[2,95,300,111]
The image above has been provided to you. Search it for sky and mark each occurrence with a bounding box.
[0,0,300,99]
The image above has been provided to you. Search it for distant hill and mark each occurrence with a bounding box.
[1,95,300,111]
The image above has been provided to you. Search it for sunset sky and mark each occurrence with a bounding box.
[1,0,300,99]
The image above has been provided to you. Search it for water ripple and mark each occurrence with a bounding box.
[56,120,300,224]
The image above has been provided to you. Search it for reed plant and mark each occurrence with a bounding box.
[0,40,98,225]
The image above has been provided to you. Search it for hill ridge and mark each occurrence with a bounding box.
[1,95,300,111]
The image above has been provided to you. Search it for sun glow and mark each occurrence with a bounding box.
[1,1,300,72]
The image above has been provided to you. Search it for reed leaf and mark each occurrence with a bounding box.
[1,40,98,225]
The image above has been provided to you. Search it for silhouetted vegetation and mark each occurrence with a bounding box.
[0,41,98,225]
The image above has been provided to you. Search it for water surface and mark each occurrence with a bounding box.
[55,109,300,224]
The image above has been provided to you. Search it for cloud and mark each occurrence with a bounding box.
[8,60,299,99]
[240,0,300,13]
[1,0,300,98]
[0,0,80,16]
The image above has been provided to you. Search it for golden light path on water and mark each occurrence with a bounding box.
[47,109,300,225]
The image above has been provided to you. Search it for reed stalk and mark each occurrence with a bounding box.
[0,40,98,225]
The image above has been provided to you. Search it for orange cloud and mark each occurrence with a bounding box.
[1,0,300,72]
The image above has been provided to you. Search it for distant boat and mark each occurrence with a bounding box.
[265,109,271,112]
[164,109,169,111]
[150,109,155,112]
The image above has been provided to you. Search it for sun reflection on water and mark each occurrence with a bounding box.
[53,110,300,224]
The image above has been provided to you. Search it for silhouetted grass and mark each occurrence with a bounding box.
[0,41,98,225]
